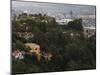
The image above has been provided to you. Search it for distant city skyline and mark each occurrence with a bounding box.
[12,0,96,27]
[12,1,96,19]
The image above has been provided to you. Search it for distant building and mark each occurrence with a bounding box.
[24,43,52,61]
[25,43,40,54]
[16,32,34,40]
[81,17,96,38]
[12,49,25,60]
[82,18,95,27]
[42,52,52,61]
[25,43,41,60]
[56,18,73,25]
[83,27,96,38]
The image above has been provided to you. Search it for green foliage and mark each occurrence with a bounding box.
[12,60,40,74]
[67,19,83,31]
[12,13,96,74]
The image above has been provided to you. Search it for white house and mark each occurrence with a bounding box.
[56,18,73,25]
[12,49,25,60]
[83,26,96,38]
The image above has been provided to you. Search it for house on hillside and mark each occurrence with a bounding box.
[56,18,73,25]
[16,32,34,40]
[42,52,52,61]
[12,49,25,60]
[25,43,41,60]
[24,43,52,61]
[83,26,96,38]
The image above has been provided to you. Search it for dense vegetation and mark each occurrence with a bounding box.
[12,13,96,74]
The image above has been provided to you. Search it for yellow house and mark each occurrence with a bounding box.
[24,43,41,60]
[24,43,53,61]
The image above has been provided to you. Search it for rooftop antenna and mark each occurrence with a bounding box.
[70,10,73,19]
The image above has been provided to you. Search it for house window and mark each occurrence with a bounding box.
[86,30,88,33]
[35,48,37,50]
